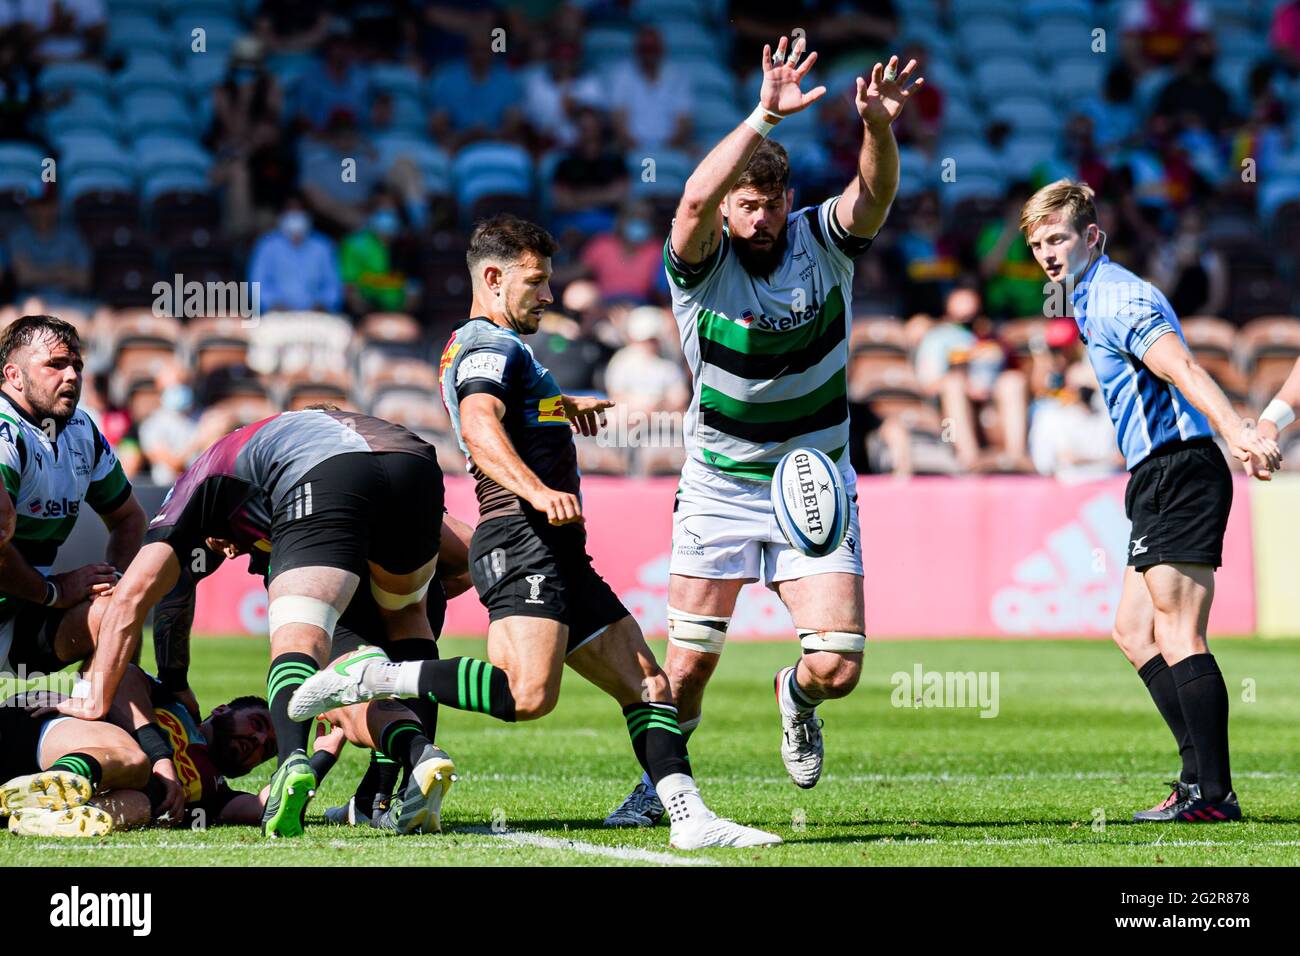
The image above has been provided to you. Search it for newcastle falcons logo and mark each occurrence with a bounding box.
[525,574,547,604]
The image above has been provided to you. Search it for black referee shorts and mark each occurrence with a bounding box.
[1124,437,1233,570]
[469,511,629,654]
[268,452,444,583]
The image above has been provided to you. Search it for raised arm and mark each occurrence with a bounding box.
[1141,333,1282,478]
[835,55,923,239]
[670,35,826,265]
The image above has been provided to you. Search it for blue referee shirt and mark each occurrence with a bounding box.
[1072,254,1212,469]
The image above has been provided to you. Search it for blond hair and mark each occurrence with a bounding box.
[1019,179,1098,236]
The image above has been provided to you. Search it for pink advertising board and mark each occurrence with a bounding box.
[192,475,1256,639]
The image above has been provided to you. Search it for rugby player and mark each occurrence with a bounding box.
[54,408,453,838]
[608,38,923,825]
[1020,179,1281,822]
[0,315,146,683]
[1253,355,1300,449]
[290,215,782,849]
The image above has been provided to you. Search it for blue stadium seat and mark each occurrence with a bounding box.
[583,27,637,71]
[375,135,451,191]
[45,99,121,139]
[1032,16,1103,61]
[0,142,46,173]
[114,54,181,97]
[1000,135,1058,178]
[458,171,531,209]
[133,136,212,179]
[186,53,230,98]
[186,0,245,16]
[962,20,1033,60]
[109,0,173,16]
[370,64,424,100]
[974,59,1044,101]
[58,140,136,180]
[142,169,212,203]
[630,0,708,23]
[1053,56,1107,104]
[626,147,692,198]
[451,142,533,189]
[1024,0,1092,19]
[938,173,1005,206]
[656,23,723,64]
[988,97,1061,136]
[937,140,1004,181]
[123,91,195,138]
[63,170,137,203]
[37,62,111,98]
[688,61,739,109]
[386,94,429,136]
[173,15,243,55]
[106,16,174,59]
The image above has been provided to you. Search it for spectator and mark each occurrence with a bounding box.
[550,108,630,239]
[1080,64,1140,149]
[1029,361,1122,481]
[1148,208,1228,317]
[299,109,382,234]
[206,37,292,241]
[607,27,693,151]
[340,188,412,315]
[4,187,91,302]
[430,36,524,147]
[527,310,613,394]
[975,183,1049,319]
[604,306,689,413]
[1152,34,1235,135]
[255,0,331,53]
[915,287,1030,472]
[578,201,662,303]
[892,42,942,149]
[248,196,343,313]
[0,33,45,145]
[731,1,897,73]
[136,360,200,485]
[297,33,371,132]
[521,39,601,149]
[886,191,961,317]
[1121,0,1212,73]
[7,0,105,63]
[1271,0,1300,73]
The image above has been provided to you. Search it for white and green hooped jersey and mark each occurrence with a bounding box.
[0,393,131,614]
[665,196,872,480]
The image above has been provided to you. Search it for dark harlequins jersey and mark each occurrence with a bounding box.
[0,393,131,614]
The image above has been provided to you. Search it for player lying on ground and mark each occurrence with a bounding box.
[0,314,146,685]
[290,215,782,849]
[607,38,923,826]
[54,408,455,838]
[1021,179,1280,823]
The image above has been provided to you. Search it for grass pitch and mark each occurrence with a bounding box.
[6,635,1300,866]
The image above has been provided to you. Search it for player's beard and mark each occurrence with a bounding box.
[731,225,789,278]
[19,371,79,426]
[209,710,252,778]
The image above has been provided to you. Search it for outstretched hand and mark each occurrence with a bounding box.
[760,35,826,116]
[855,55,924,128]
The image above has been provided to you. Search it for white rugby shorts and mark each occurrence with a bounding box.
[669,456,863,586]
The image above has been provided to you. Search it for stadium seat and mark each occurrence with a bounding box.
[948,0,1020,20]
[851,365,929,419]
[370,64,424,100]
[107,312,183,375]
[109,0,172,17]
[1259,178,1300,224]
[988,97,1061,137]
[451,141,533,187]
[282,369,354,411]
[375,134,451,188]
[962,20,1032,60]
[1031,16,1102,62]
[630,0,708,23]
[1053,57,1107,105]
[582,26,637,72]
[141,170,212,205]
[167,238,240,288]
[123,91,196,138]
[150,187,222,243]
[93,243,165,309]
[0,142,47,173]
[1023,0,1091,19]
[106,15,174,59]
[63,171,137,204]
[37,62,111,98]
[386,94,429,136]
[114,54,182,98]
[247,312,355,376]
[848,319,911,379]
[186,54,230,99]
[58,139,136,181]
[172,15,243,55]
[974,60,1048,102]
[187,316,253,374]
[999,135,1058,178]
[133,136,212,179]
[1240,317,1300,383]
[45,98,121,139]
[1180,316,1243,387]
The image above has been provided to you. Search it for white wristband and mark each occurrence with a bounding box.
[744,104,784,138]
[1261,399,1296,430]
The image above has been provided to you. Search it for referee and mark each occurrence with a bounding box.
[1021,180,1281,823]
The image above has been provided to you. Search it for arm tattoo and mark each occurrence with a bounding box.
[698,229,715,259]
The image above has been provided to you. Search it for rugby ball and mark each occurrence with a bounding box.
[771,448,849,558]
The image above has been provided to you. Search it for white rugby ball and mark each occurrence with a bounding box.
[771,448,849,558]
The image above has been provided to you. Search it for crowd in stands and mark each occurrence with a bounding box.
[0,0,1297,484]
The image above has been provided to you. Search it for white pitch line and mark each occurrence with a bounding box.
[464,769,1300,785]
[456,826,718,865]
[873,837,1300,848]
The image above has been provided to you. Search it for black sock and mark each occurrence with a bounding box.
[309,750,337,780]
[390,639,439,742]
[268,652,318,762]
[353,751,397,811]
[623,702,691,785]
[50,753,102,791]
[1137,655,1197,785]
[1171,653,1232,802]
[416,657,515,722]
[379,719,429,772]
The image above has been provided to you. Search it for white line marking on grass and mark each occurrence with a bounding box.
[879,837,1300,848]
[456,826,718,866]
[464,770,1300,786]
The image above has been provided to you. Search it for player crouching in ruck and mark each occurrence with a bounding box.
[290,215,781,850]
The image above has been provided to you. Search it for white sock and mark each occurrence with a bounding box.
[656,772,709,825]
[362,661,421,697]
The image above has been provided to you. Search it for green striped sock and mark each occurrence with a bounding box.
[268,652,318,761]
[622,703,691,783]
[379,719,427,770]
[50,753,102,791]
[416,657,516,722]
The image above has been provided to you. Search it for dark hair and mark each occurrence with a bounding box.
[732,139,790,199]
[0,315,80,367]
[225,695,268,714]
[466,215,558,275]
